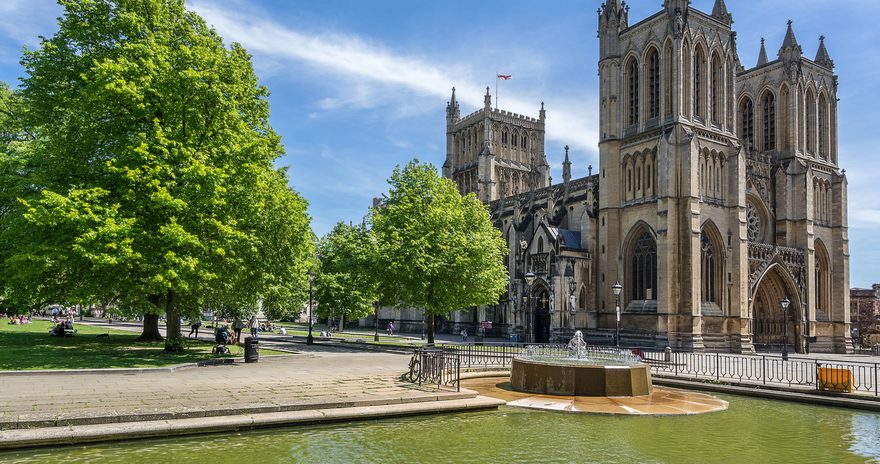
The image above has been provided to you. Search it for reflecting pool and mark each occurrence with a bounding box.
[2,393,878,463]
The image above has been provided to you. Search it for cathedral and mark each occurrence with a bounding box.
[442,0,851,353]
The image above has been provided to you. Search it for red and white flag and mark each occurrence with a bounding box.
[497,74,512,80]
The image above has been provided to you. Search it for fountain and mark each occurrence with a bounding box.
[510,331,653,396]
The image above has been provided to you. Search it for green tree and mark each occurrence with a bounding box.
[2,0,313,351]
[315,222,379,330]
[371,160,508,343]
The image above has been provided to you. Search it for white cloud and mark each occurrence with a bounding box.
[188,1,598,154]
[0,0,60,45]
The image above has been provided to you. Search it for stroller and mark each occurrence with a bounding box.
[213,325,231,354]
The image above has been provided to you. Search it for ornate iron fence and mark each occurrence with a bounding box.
[640,350,879,396]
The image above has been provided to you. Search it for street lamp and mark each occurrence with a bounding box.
[780,296,790,361]
[374,301,380,342]
[612,281,622,348]
[307,271,315,345]
[525,271,536,342]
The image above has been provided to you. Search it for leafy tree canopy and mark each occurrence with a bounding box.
[371,160,507,342]
[315,221,379,326]
[1,0,313,349]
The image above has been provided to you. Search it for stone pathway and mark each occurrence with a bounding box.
[0,350,449,429]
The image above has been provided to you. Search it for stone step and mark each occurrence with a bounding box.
[0,395,504,450]
[0,390,477,431]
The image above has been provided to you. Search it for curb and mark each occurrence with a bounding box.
[0,390,477,431]
[0,396,504,450]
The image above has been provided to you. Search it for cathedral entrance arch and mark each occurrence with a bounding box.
[751,264,803,352]
[533,285,551,343]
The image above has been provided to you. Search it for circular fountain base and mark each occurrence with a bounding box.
[510,358,653,397]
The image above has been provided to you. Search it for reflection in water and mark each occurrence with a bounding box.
[0,393,878,464]
[850,413,880,461]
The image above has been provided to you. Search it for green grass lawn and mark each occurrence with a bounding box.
[0,320,284,370]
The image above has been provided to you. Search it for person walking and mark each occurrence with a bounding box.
[386,321,394,336]
[232,316,244,344]
[188,318,202,338]
[249,314,259,339]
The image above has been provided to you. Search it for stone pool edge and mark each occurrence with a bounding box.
[0,395,505,451]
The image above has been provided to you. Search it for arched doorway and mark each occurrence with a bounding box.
[533,285,551,343]
[752,264,802,352]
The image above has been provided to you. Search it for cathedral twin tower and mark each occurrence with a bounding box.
[442,0,850,353]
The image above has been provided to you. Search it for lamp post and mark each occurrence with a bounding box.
[612,281,622,348]
[307,271,315,345]
[373,301,380,342]
[780,296,790,361]
[525,271,536,342]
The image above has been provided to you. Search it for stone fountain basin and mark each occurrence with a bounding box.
[510,357,653,397]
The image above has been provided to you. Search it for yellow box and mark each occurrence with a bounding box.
[817,367,854,393]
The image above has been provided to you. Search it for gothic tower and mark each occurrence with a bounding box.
[597,0,749,351]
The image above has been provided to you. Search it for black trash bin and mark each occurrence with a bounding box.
[244,336,259,363]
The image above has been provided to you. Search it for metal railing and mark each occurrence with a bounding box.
[640,350,879,396]
[407,348,461,392]
[405,343,880,397]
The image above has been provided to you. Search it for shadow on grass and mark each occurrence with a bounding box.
[0,321,233,370]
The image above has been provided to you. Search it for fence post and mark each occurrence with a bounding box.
[457,354,461,393]
[716,353,720,381]
[762,356,766,385]
[875,363,878,397]
[674,351,678,376]
[815,361,820,391]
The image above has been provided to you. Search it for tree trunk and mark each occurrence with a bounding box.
[340,314,345,333]
[137,313,163,342]
[164,290,184,352]
[427,313,435,344]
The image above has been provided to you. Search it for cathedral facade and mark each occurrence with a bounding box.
[443,0,851,353]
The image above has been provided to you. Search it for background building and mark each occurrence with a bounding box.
[442,0,851,353]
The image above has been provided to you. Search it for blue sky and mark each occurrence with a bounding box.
[1,0,879,287]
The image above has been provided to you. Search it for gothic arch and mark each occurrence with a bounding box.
[663,38,674,118]
[805,87,816,155]
[710,49,725,125]
[751,262,804,351]
[759,88,776,151]
[700,220,725,310]
[624,54,640,127]
[693,42,708,120]
[622,222,658,304]
[738,95,755,152]
[817,92,830,158]
[682,36,692,119]
[644,45,662,121]
[779,83,790,150]
[814,238,831,316]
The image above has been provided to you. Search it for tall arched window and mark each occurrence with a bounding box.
[648,48,660,119]
[627,58,639,126]
[694,46,706,119]
[579,287,587,311]
[683,39,692,119]
[664,42,673,118]
[818,94,828,158]
[815,240,830,314]
[780,85,790,150]
[762,92,776,151]
[711,52,723,124]
[537,237,544,253]
[522,134,528,150]
[740,98,754,152]
[806,90,816,154]
[701,232,720,304]
[630,231,657,301]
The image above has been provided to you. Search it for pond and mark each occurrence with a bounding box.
[2,393,878,463]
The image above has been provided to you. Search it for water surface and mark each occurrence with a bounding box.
[2,393,878,463]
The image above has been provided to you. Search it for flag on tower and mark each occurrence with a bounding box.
[497,74,512,80]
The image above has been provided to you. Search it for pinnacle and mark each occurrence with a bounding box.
[757,37,768,66]
[782,19,798,49]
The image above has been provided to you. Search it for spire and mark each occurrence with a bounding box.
[711,0,732,25]
[484,86,491,110]
[446,86,460,122]
[757,38,768,66]
[781,20,798,49]
[778,20,802,62]
[539,101,546,121]
[815,35,834,69]
[562,145,572,186]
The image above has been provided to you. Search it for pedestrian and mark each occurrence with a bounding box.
[188,319,201,338]
[249,314,259,339]
[232,316,244,344]
[461,328,468,342]
[386,321,394,336]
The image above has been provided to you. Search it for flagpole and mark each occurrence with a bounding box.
[495,72,498,110]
